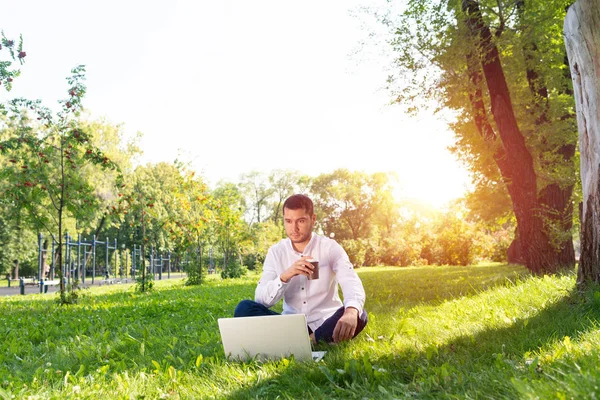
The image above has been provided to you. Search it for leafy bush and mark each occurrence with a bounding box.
[220,259,247,279]
[380,236,423,267]
[135,273,154,293]
[55,279,83,305]
[185,261,203,286]
[436,215,476,266]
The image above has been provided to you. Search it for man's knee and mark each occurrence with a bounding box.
[357,309,368,334]
[234,299,257,317]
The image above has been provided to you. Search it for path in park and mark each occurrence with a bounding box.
[0,273,187,297]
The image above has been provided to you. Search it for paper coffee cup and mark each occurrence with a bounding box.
[307,259,319,280]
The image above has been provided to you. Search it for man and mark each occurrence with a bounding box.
[234,194,367,343]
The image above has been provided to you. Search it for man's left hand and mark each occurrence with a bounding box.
[332,307,359,343]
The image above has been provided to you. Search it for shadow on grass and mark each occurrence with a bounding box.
[222,271,599,399]
[4,264,585,399]
[363,276,598,399]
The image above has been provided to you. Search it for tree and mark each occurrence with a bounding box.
[266,169,311,223]
[311,169,394,241]
[384,0,577,273]
[0,210,37,278]
[167,163,212,285]
[238,171,273,224]
[77,118,142,237]
[564,0,600,285]
[212,182,247,278]
[0,66,121,302]
[114,163,182,291]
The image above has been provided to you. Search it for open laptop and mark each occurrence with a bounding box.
[218,314,326,362]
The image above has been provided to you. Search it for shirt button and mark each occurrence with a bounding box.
[303,301,306,304]
[301,287,304,290]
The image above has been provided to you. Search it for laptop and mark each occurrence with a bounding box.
[218,314,326,362]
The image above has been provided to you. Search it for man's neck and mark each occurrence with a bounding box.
[292,243,306,253]
[291,234,312,254]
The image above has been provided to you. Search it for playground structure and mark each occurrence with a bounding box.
[35,233,189,287]
[6,233,221,295]
[38,233,123,286]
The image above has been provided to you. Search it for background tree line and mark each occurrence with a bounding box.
[0,126,518,280]
[2,0,589,284]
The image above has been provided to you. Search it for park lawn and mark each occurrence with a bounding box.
[1,263,599,399]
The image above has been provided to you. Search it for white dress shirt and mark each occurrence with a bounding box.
[255,232,366,331]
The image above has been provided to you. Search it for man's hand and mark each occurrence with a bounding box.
[280,256,316,283]
[332,307,359,343]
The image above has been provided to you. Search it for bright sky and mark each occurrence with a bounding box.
[2,0,470,208]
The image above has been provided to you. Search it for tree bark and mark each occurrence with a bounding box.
[564,0,600,284]
[462,0,560,273]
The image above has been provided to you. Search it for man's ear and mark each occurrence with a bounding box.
[312,213,317,224]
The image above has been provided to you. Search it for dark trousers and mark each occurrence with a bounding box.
[234,300,368,344]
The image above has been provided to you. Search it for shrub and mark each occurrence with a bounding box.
[220,259,247,279]
[135,273,154,293]
[436,215,476,266]
[185,261,203,286]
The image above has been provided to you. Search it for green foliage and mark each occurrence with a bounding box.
[384,0,578,250]
[340,239,367,267]
[473,226,513,263]
[240,220,285,271]
[55,279,83,305]
[0,64,121,303]
[135,272,154,293]
[220,259,246,279]
[184,260,203,286]
[212,182,247,279]
[0,31,25,92]
[266,169,311,222]
[311,169,396,241]
[0,213,37,276]
[435,212,476,266]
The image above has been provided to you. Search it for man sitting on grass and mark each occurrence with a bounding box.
[234,194,367,344]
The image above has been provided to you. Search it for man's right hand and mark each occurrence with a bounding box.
[280,256,315,283]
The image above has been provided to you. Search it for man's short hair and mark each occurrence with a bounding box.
[283,194,314,216]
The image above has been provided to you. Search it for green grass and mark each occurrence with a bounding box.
[1,263,599,399]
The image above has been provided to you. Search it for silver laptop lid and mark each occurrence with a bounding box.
[218,314,313,362]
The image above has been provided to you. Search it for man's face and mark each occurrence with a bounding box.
[283,207,316,248]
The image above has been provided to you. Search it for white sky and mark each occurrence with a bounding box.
[1,0,470,208]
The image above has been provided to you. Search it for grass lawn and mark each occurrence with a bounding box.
[1,263,599,399]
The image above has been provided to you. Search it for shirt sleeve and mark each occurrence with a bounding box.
[254,247,288,308]
[331,241,366,314]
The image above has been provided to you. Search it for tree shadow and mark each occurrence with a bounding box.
[361,277,598,399]
[220,273,599,399]
[4,265,577,399]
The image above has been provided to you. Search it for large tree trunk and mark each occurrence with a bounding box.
[516,0,576,268]
[564,0,600,284]
[462,0,561,274]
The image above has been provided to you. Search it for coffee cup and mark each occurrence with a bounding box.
[307,259,319,280]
